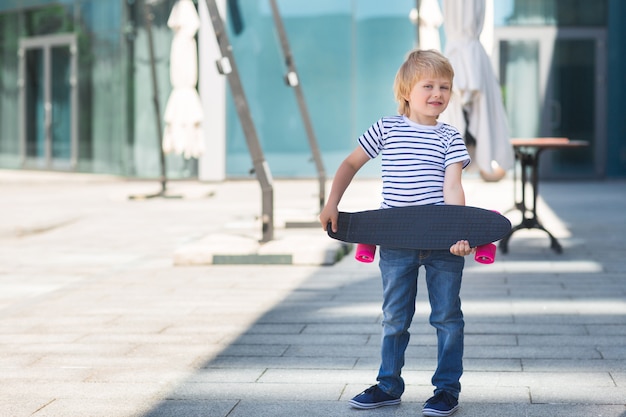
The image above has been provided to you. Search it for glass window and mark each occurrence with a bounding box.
[23,3,74,36]
[0,0,64,13]
[0,12,20,167]
[0,0,194,178]
[225,0,415,178]
[549,38,596,175]
[73,0,128,174]
[495,0,607,27]
[499,40,540,138]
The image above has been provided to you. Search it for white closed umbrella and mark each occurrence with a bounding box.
[163,0,204,159]
[439,0,514,180]
[418,0,443,51]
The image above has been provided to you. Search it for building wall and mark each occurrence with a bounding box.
[0,0,194,179]
[204,0,624,179]
[1,0,624,179]
[607,0,626,177]
[217,0,416,179]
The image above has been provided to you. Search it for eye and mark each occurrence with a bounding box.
[440,86,450,91]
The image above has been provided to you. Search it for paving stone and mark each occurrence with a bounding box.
[1,174,625,417]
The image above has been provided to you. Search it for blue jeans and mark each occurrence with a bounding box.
[376,247,464,399]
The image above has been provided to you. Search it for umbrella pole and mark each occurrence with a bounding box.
[204,0,274,242]
[415,0,421,46]
[268,0,326,214]
[130,1,181,200]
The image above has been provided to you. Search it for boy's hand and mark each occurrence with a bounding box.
[450,240,476,257]
[319,205,339,233]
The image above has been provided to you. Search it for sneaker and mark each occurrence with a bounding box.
[349,385,401,409]
[422,391,459,416]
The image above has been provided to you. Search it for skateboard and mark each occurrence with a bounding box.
[327,205,511,264]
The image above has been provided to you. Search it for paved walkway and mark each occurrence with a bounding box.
[1,169,625,417]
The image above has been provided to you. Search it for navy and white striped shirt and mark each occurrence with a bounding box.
[358,116,470,208]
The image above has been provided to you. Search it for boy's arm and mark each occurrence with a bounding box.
[444,161,475,256]
[320,146,370,232]
[443,161,466,205]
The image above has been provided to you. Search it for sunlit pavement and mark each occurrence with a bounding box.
[1,169,625,417]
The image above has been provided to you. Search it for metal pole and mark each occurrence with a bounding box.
[416,0,421,46]
[268,0,326,212]
[204,0,274,242]
[144,1,167,195]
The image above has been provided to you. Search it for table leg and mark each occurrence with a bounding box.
[499,148,563,254]
[503,150,526,216]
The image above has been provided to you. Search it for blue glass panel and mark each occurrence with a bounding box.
[495,0,607,27]
[0,0,56,13]
[51,45,71,161]
[226,0,414,178]
[24,48,46,159]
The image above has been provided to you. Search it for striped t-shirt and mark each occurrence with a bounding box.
[358,115,470,208]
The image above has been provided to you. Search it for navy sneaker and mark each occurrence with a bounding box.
[349,385,401,409]
[422,391,459,416]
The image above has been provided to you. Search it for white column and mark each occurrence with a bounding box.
[198,0,227,181]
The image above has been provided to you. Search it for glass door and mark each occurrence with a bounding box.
[493,27,606,178]
[19,34,77,170]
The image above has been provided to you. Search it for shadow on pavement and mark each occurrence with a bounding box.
[139,182,626,417]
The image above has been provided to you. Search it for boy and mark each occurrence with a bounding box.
[320,49,473,416]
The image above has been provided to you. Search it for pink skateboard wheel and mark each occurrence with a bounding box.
[475,243,496,264]
[473,210,501,264]
[355,244,376,263]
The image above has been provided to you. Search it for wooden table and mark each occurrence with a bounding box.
[499,138,589,254]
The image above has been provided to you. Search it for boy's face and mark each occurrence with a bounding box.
[406,75,452,125]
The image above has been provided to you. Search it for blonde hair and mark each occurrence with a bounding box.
[393,49,454,116]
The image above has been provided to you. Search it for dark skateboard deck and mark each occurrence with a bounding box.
[327,205,511,250]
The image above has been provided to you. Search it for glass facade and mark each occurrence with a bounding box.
[0,0,193,178]
[224,0,415,178]
[494,0,607,27]
[493,0,609,178]
[0,0,624,179]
